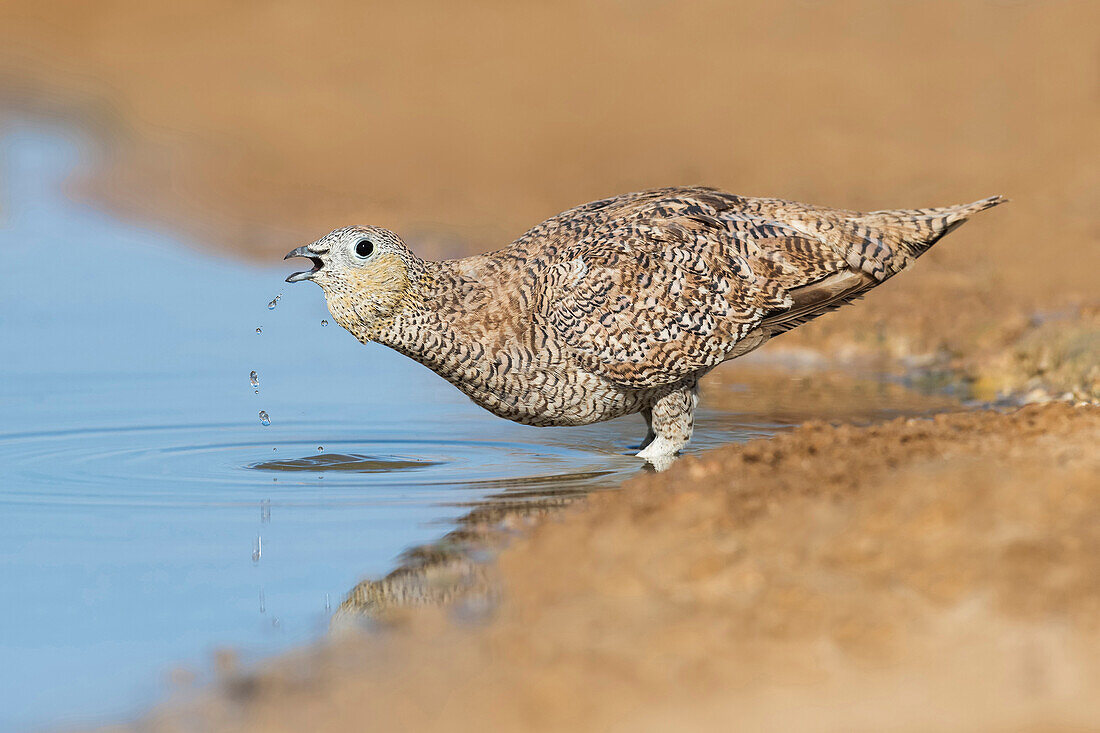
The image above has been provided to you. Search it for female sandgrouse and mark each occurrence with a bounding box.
[286,188,1003,462]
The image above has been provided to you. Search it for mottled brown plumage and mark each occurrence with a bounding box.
[286,187,1004,462]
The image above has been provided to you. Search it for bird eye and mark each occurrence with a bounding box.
[354,239,375,258]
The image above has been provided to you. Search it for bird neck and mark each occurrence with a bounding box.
[371,261,488,384]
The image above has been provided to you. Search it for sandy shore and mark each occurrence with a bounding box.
[124,404,1100,733]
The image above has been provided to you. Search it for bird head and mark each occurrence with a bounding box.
[284,226,422,340]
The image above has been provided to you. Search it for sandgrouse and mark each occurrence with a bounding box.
[286,187,1003,462]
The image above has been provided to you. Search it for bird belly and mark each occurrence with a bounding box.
[452,367,649,427]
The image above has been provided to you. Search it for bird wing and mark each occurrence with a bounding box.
[533,187,1002,388]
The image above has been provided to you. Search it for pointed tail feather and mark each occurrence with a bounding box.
[918,194,1007,242]
[842,195,1007,280]
[866,195,1007,247]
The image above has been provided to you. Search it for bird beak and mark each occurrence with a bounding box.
[284,246,325,283]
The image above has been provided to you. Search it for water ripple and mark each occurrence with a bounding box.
[0,423,637,508]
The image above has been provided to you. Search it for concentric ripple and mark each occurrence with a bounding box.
[0,124,775,733]
[251,452,441,472]
[0,422,642,509]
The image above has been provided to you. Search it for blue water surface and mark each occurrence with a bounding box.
[0,121,794,731]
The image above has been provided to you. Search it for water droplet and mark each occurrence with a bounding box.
[255,327,262,334]
[249,370,259,388]
[325,593,331,612]
[259,589,266,614]
[320,319,328,327]
[259,410,270,426]
[272,447,277,452]
[251,535,262,563]
[260,499,271,523]
[267,294,281,310]
[317,445,324,452]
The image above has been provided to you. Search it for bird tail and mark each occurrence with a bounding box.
[865,195,1007,249]
[844,195,1007,280]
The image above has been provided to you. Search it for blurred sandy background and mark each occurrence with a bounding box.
[1,2,1098,730]
[0,3,1094,262]
[2,0,1097,382]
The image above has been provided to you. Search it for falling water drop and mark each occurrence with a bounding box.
[267,294,281,310]
[259,410,271,426]
[251,536,262,563]
[259,589,266,614]
[317,445,324,452]
[249,370,259,388]
[260,499,271,523]
[255,327,262,335]
[320,319,328,327]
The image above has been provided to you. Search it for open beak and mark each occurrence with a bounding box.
[284,246,325,283]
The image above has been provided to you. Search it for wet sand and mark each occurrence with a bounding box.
[331,365,963,622]
[128,404,1100,732]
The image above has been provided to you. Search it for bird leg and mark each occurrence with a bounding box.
[638,407,656,450]
[636,382,698,462]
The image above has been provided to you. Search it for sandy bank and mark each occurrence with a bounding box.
[126,403,1099,732]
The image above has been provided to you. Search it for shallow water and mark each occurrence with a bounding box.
[0,122,944,732]
[0,123,768,732]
